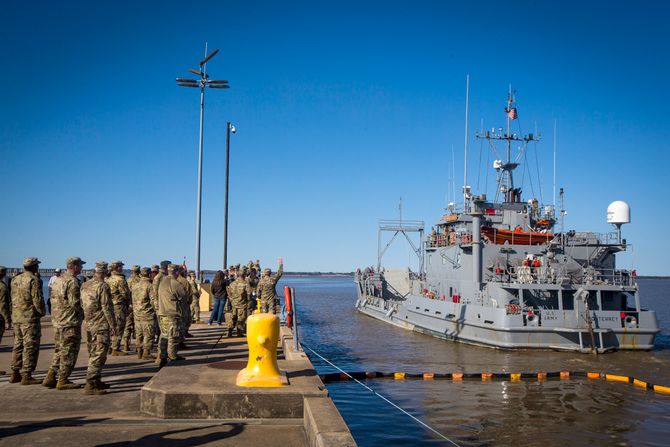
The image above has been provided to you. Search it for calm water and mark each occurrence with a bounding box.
[279,276,670,447]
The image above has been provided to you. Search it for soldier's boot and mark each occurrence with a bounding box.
[227,329,233,337]
[41,368,58,388]
[158,358,167,369]
[142,349,155,360]
[8,371,21,383]
[95,379,111,390]
[111,349,128,356]
[56,378,82,390]
[108,347,113,354]
[122,341,130,353]
[169,355,186,362]
[236,330,244,338]
[21,374,42,385]
[83,380,106,395]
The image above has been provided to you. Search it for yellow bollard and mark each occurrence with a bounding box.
[236,308,288,387]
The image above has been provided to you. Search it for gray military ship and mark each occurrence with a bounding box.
[355,91,659,353]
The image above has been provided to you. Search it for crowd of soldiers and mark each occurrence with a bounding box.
[211,257,284,337]
[0,255,284,396]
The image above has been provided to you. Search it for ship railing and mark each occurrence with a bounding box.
[426,232,472,248]
[564,231,621,246]
[491,266,636,286]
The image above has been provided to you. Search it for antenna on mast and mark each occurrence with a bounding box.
[463,74,470,211]
[553,119,557,207]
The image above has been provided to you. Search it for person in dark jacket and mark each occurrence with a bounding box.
[208,271,228,326]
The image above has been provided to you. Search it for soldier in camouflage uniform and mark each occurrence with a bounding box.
[106,260,131,355]
[175,267,192,347]
[132,267,155,359]
[121,265,140,353]
[157,264,187,367]
[10,257,46,385]
[0,266,10,376]
[256,258,284,314]
[152,261,170,344]
[81,261,116,395]
[42,257,86,390]
[188,270,200,323]
[226,269,251,337]
[246,267,259,315]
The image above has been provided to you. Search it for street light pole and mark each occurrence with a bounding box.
[176,47,230,282]
[223,122,235,269]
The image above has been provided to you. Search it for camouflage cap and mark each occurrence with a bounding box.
[140,267,151,276]
[131,265,140,272]
[95,261,109,273]
[110,260,124,267]
[151,264,159,271]
[263,268,271,275]
[23,257,41,267]
[66,256,86,266]
[160,260,171,269]
[167,263,179,272]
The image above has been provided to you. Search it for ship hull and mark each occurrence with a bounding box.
[355,292,658,352]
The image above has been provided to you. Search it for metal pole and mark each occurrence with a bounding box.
[463,74,469,210]
[223,121,231,269]
[291,287,300,352]
[195,82,205,281]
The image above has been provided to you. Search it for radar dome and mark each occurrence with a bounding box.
[607,201,630,224]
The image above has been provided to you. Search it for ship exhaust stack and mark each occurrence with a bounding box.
[607,201,630,244]
[472,208,483,288]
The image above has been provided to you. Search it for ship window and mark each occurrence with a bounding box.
[561,291,575,310]
[601,291,627,310]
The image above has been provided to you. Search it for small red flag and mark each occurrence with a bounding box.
[182,258,188,273]
[507,107,517,120]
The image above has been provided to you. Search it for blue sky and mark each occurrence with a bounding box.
[1,1,669,274]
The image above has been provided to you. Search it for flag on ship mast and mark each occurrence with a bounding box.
[507,107,518,120]
[182,257,188,273]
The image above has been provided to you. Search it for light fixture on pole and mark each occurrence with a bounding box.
[176,47,230,282]
[223,122,236,269]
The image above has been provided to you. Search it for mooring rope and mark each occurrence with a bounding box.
[302,343,462,447]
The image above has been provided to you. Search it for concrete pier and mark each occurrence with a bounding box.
[0,316,356,446]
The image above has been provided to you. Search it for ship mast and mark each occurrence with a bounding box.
[476,86,538,203]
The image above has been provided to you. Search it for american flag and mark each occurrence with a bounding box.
[507,107,518,120]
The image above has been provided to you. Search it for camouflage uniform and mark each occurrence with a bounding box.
[0,268,10,344]
[132,271,155,356]
[188,273,200,323]
[11,266,46,378]
[122,267,141,351]
[176,274,192,340]
[81,269,115,387]
[256,264,283,314]
[226,276,250,336]
[157,269,186,361]
[105,266,131,352]
[152,269,166,342]
[246,272,259,314]
[11,271,46,377]
[48,271,84,382]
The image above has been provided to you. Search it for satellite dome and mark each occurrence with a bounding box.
[607,201,631,225]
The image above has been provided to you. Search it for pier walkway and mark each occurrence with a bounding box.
[0,315,354,446]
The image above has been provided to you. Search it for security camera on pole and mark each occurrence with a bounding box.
[176,45,230,282]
